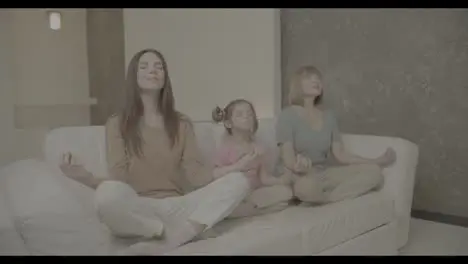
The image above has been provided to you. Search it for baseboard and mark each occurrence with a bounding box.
[411,209,468,228]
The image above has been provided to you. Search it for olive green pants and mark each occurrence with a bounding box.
[293,164,384,204]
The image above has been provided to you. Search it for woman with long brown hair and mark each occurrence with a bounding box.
[59,49,255,254]
[275,65,396,204]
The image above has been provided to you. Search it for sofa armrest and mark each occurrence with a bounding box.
[341,134,419,249]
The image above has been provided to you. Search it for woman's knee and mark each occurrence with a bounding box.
[95,180,137,210]
[268,185,294,200]
[228,200,258,219]
[249,185,293,208]
[356,164,384,189]
[293,176,326,203]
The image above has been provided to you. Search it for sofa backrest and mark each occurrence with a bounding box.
[44,126,109,179]
[43,118,279,179]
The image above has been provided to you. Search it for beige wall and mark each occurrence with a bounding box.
[123,8,281,121]
[12,9,90,106]
[0,9,280,165]
[0,11,16,166]
[0,9,92,164]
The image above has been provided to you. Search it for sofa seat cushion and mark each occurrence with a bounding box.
[166,190,394,255]
[0,191,29,255]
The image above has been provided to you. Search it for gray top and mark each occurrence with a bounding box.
[274,106,342,175]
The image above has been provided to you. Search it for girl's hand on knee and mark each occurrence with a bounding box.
[235,149,259,172]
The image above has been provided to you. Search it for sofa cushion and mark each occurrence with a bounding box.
[255,119,279,171]
[166,190,394,255]
[192,121,217,166]
[0,159,113,255]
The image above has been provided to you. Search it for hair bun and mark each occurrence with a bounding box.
[212,106,225,123]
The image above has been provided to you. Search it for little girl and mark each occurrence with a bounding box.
[211,99,293,217]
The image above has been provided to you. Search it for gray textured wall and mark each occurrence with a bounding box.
[87,9,126,125]
[281,9,468,218]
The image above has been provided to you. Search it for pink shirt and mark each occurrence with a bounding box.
[214,139,265,189]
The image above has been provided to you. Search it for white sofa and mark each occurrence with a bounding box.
[0,118,419,255]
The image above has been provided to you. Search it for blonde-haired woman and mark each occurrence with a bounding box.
[275,66,396,204]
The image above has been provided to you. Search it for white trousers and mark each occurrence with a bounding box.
[95,172,250,238]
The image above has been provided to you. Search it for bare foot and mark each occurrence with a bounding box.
[376,147,396,168]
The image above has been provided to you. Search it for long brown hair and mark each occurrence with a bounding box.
[119,49,181,157]
[289,65,323,106]
[212,99,259,135]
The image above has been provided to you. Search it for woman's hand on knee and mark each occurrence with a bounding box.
[59,152,94,185]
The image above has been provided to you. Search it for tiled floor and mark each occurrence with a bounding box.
[400,218,468,255]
